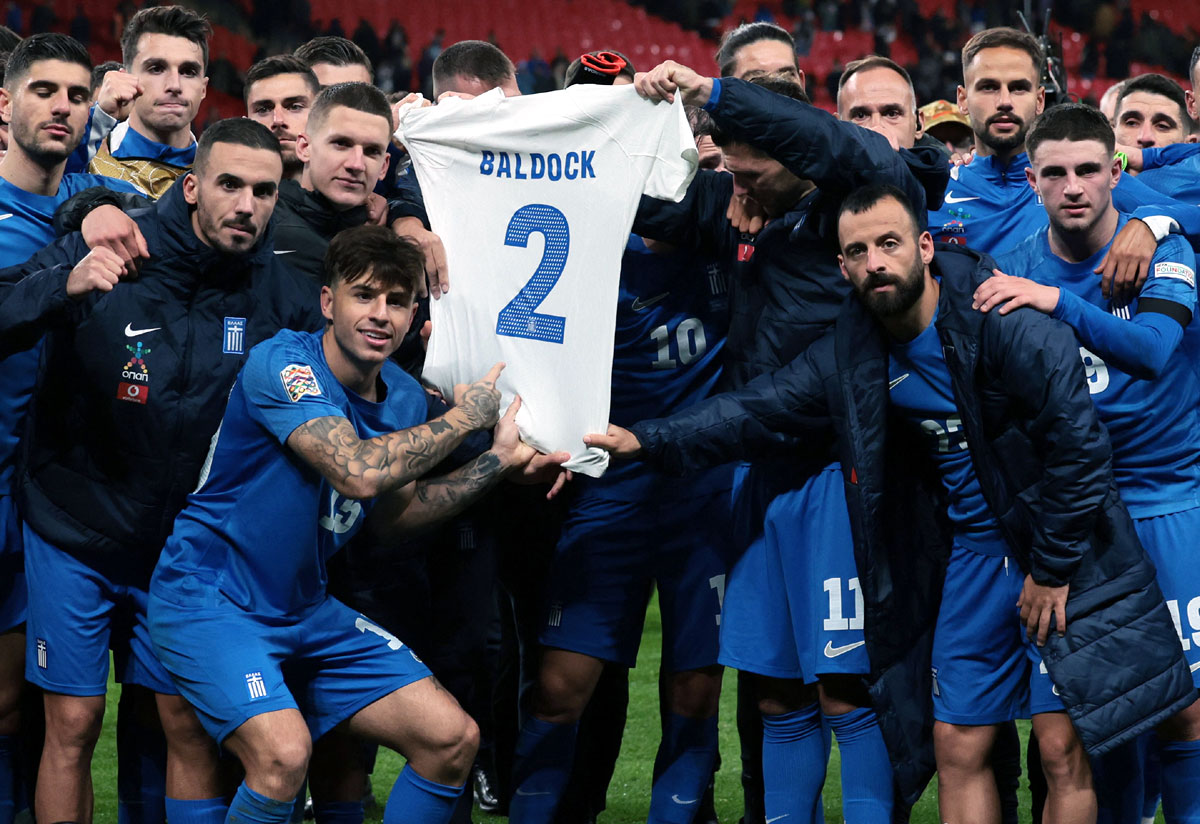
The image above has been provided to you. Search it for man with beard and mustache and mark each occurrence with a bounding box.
[928,28,1200,301]
[587,182,1194,824]
[0,31,143,824]
[976,103,1200,824]
[0,116,320,824]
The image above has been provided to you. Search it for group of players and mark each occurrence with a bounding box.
[0,4,1198,824]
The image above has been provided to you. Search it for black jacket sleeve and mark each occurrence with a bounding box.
[0,232,93,355]
[387,173,430,228]
[631,169,737,257]
[631,331,837,475]
[707,78,946,213]
[53,186,154,236]
[984,309,1113,586]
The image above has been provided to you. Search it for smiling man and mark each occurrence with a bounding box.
[0,117,321,824]
[89,5,210,197]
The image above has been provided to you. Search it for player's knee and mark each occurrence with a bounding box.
[665,667,722,718]
[253,736,312,795]
[933,722,991,773]
[753,675,814,716]
[44,698,104,751]
[424,711,479,782]
[1036,725,1088,788]
[1160,696,1200,741]
[534,672,590,723]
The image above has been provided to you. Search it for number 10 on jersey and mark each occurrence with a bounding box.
[496,204,571,344]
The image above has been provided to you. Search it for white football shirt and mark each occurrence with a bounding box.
[396,85,697,476]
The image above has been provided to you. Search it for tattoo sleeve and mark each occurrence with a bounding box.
[382,451,507,534]
[285,409,476,499]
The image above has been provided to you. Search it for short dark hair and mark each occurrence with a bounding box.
[91,60,122,95]
[5,33,91,90]
[244,55,319,103]
[1190,45,1200,83]
[710,75,808,147]
[1026,102,1115,161]
[839,55,916,110]
[1117,73,1192,134]
[324,224,424,300]
[294,36,372,76]
[715,21,794,78]
[193,117,281,175]
[686,105,714,138]
[308,81,393,135]
[0,26,20,54]
[121,6,212,70]
[838,182,923,239]
[961,27,1044,81]
[432,40,514,93]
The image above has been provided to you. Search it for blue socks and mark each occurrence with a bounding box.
[1160,737,1200,823]
[226,783,296,824]
[1141,730,1162,823]
[648,713,719,824]
[313,801,364,824]
[825,708,892,824]
[762,705,827,824]
[509,716,578,824]
[0,735,15,824]
[382,765,463,824]
[166,797,228,824]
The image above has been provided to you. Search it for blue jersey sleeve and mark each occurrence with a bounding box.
[1120,172,1200,238]
[240,342,347,445]
[1050,237,1195,379]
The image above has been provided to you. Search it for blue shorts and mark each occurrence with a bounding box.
[719,462,867,682]
[148,592,431,745]
[0,495,25,633]
[1135,506,1200,687]
[23,523,175,695]
[540,473,732,670]
[932,546,1034,724]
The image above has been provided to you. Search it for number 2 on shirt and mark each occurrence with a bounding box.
[496,204,570,344]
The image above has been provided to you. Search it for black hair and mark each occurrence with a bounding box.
[837,182,923,238]
[90,60,122,95]
[1026,102,1116,161]
[308,81,393,134]
[961,27,1044,81]
[5,33,91,90]
[294,36,372,76]
[715,21,794,78]
[0,26,20,54]
[245,55,320,103]
[121,6,212,70]
[193,117,281,174]
[710,75,809,147]
[324,224,424,301]
[432,40,514,94]
[1117,73,1192,134]
[1190,45,1200,83]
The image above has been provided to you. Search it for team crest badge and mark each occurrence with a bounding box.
[280,363,322,402]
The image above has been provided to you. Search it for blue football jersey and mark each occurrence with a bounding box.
[152,329,428,617]
[0,173,141,494]
[887,305,1009,555]
[928,152,1196,256]
[999,216,1200,516]
[593,235,730,500]
[1137,143,1200,206]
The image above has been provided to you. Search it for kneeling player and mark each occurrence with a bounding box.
[148,225,556,824]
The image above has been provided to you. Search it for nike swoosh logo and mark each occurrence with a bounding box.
[888,373,910,390]
[124,323,161,337]
[514,789,551,797]
[944,191,980,204]
[631,291,670,312]
[671,795,698,805]
[0,213,13,221]
[766,816,790,823]
[824,640,865,658]
[274,249,296,255]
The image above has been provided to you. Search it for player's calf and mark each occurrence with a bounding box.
[934,721,1001,823]
[1031,712,1095,824]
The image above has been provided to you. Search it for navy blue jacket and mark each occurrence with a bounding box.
[0,181,323,560]
[633,77,948,392]
[632,243,1194,806]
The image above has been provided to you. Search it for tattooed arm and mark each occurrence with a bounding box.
[368,395,558,536]
[285,363,505,499]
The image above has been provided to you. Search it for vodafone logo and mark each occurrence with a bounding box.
[117,381,149,404]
